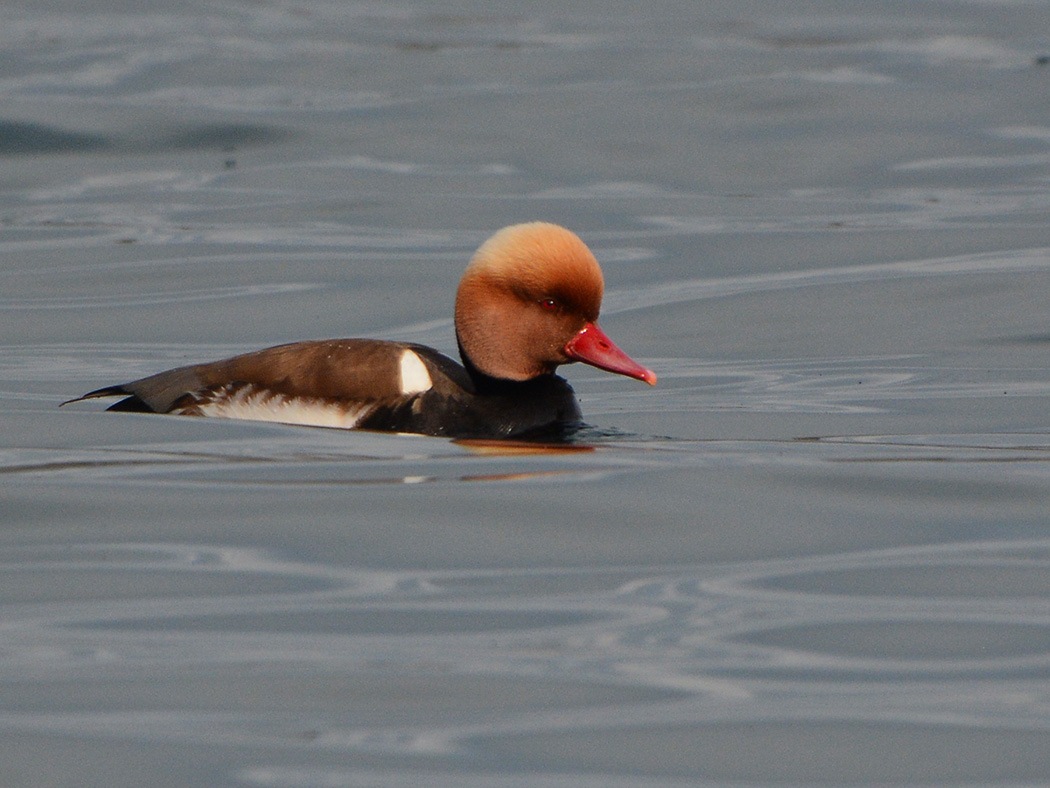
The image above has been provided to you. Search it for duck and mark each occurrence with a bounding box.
[65,222,656,438]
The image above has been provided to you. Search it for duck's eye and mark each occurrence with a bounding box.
[539,298,558,310]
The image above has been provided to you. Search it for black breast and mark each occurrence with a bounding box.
[358,373,583,439]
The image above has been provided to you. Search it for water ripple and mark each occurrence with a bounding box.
[0,283,318,310]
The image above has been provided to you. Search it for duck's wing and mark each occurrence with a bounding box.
[64,340,472,428]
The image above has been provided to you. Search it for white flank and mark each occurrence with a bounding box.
[398,349,433,395]
[196,385,371,429]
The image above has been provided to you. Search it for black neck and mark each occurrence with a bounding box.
[458,340,559,396]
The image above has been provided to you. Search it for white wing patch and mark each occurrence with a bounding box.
[193,384,372,429]
[398,349,433,395]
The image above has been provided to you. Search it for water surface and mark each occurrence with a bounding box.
[3,1,1050,786]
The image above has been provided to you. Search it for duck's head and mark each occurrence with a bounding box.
[454,222,656,386]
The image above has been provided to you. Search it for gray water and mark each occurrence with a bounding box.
[4,1,1050,786]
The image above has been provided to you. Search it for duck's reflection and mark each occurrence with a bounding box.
[454,437,595,456]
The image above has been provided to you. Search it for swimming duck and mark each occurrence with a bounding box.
[67,222,656,438]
